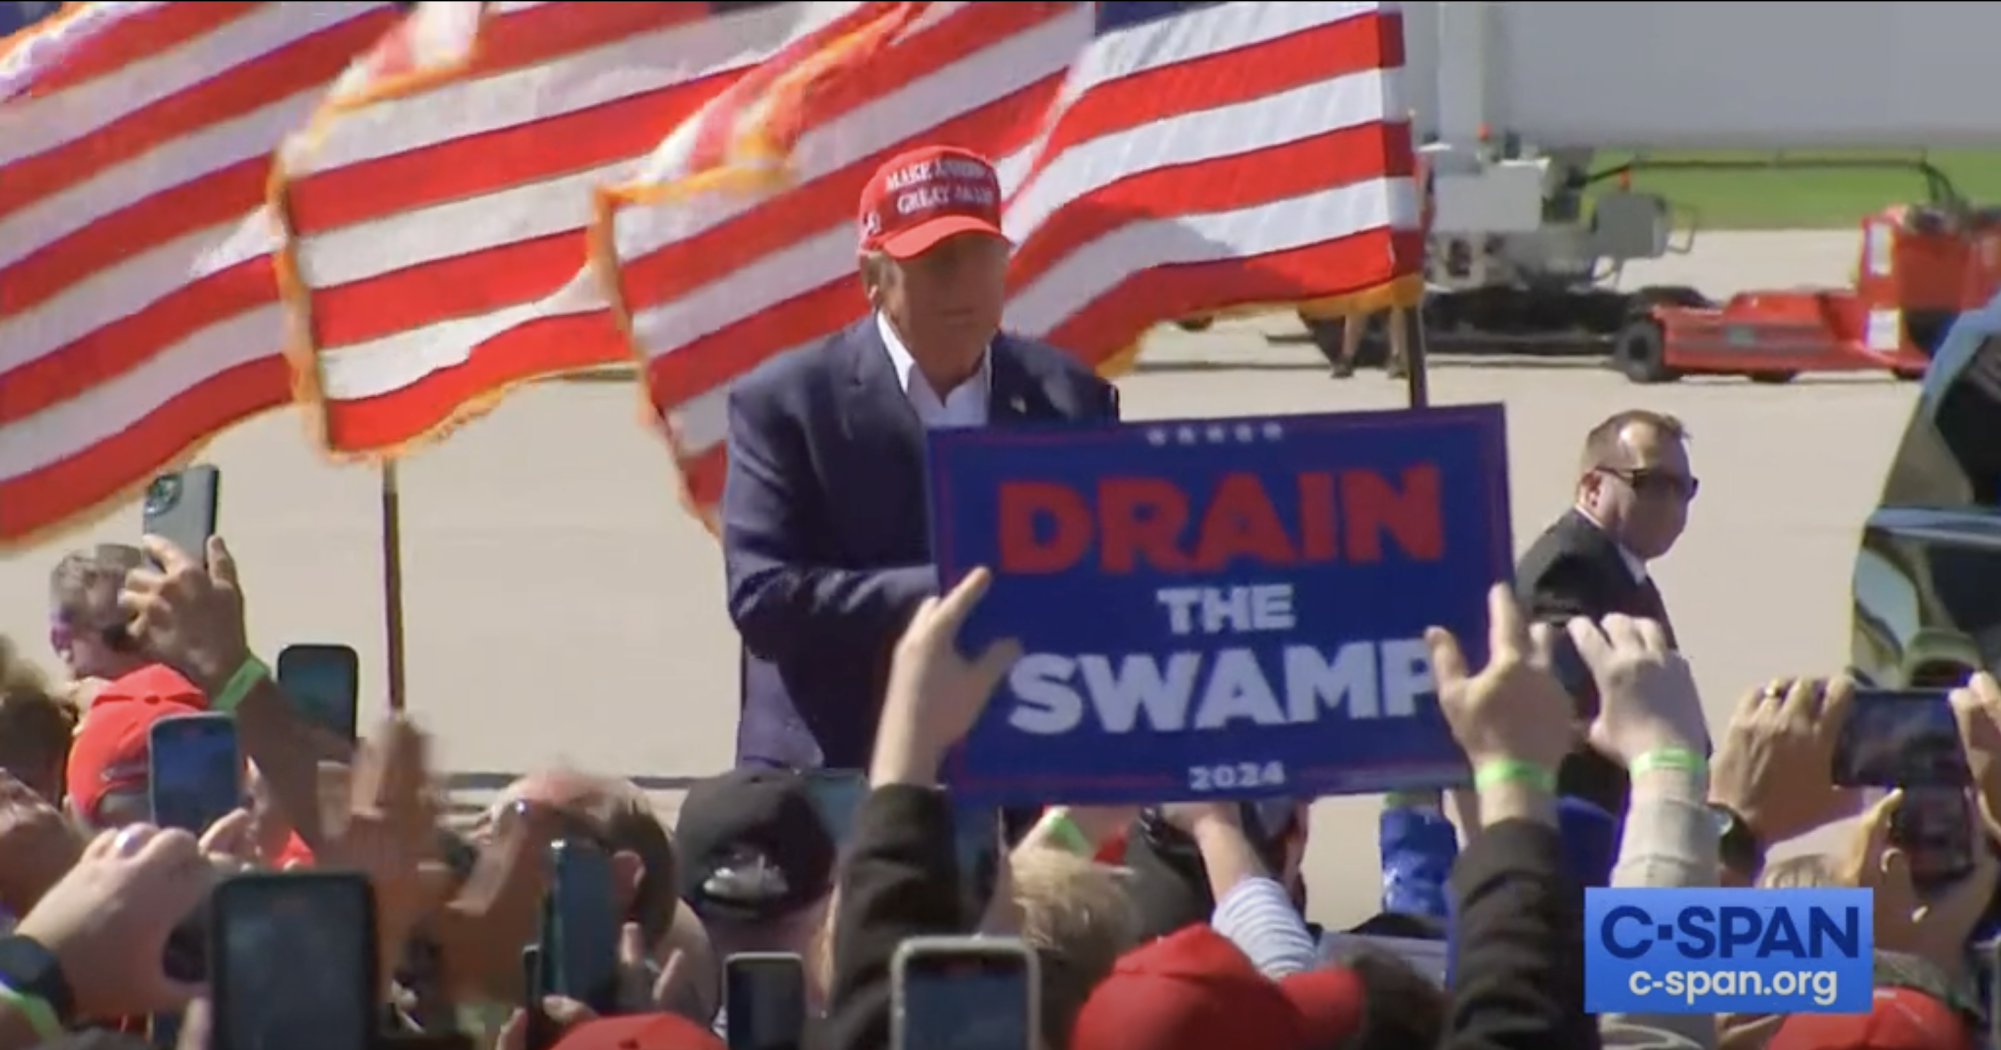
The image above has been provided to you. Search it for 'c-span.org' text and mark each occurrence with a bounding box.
[1584,888,1873,1014]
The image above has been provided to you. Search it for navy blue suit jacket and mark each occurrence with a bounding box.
[722,317,1120,769]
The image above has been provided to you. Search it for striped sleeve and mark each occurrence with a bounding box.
[1210,875,1320,979]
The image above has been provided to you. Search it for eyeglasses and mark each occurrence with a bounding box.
[1598,466,1699,501]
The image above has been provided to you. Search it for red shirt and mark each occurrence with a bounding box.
[271,832,315,869]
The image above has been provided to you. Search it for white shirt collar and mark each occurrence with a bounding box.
[876,311,990,422]
[1578,507,1648,582]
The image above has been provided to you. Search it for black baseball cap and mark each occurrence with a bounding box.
[674,769,835,924]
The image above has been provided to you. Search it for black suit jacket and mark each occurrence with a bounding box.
[721,317,1120,769]
[1515,509,1675,638]
[1515,509,1678,816]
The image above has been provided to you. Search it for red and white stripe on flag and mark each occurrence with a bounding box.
[599,0,1422,517]
[0,1,399,548]
[269,1,846,457]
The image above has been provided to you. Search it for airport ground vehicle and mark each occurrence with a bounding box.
[1849,292,2001,689]
[1291,2,2001,375]
[1615,167,2001,385]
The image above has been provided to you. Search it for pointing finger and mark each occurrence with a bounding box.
[1485,584,1528,659]
[932,566,994,633]
[1424,627,1468,686]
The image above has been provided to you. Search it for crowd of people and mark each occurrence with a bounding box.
[3,12,1995,1039]
[0,524,1997,1050]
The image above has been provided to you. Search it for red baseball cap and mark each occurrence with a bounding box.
[1069,925,1363,1050]
[855,145,1004,259]
[549,1013,726,1050]
[1769,988,1975,1050]
[65,664,206,822]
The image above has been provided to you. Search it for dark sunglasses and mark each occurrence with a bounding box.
[1599,466,1699,501]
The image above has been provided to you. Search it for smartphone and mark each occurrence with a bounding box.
[1891,786,1977,890]
[1831,689,1970,787]
[275,644,361,741]
[141,465,220,567]
[891,937,1039,1050]
[1546,629,1601,719]
[209,871,379,1050]
[724,952,807,1050]
[540,839,620,1015]
[148,712,241,835]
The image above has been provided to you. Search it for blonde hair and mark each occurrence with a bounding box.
[1758,853,1836,890]
[1010,846,1141,1050]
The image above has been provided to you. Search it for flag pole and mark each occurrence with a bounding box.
[1402,297,1431,410]
[379,460,409,712]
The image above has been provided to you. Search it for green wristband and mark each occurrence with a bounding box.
[1043,813,1094,856]
[1631,747,1707,777]
[1472,759,1556,792]
[0,978,63,1044]
[211,654,270,714]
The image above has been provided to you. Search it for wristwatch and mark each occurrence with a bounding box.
[1709,804,1766,877]
[0,934,75,1027]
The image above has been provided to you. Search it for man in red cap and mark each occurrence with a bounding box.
[1767,983,1976,1050]
[721,144,1119,773]
[1069,925,1365,1050]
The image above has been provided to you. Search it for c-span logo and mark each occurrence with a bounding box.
[1584,888,1872,1014]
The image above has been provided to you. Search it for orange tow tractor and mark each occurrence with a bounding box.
[1613,186,2001,386]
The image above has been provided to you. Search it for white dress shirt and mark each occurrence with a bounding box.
[878,312,989,428]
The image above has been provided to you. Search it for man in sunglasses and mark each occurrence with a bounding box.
[1516,409,1698,815]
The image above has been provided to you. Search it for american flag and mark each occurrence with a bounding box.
[277,0,1417,504]
[604,0,1422,512]
[0,1,399,547]
[270,0,851,456]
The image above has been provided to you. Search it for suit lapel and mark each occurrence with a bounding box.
[1563,510,1680,647]
[988,335,1055,424]
[839,316,928,480]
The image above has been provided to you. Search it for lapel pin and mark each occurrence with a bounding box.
[1009,395,1026,414]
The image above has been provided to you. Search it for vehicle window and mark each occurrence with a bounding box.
[1853,547,1923,650]
[1934,333,2001,507]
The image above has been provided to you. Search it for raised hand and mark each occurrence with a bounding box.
[119,535,251,692]
[1427,584,1572,772]
[871,568,1022,784]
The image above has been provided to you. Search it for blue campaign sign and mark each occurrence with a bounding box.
[1584,888,1873,1015]
[925,405,1512,806]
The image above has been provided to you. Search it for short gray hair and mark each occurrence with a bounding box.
[49,544,144,625]
[859,249,896,293]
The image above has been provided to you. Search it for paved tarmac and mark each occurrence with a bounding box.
[0,230,1914,924]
